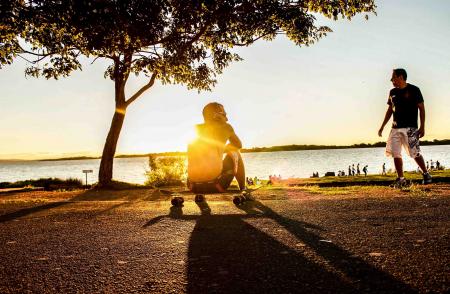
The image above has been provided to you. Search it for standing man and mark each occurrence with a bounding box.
[378,68,432,187]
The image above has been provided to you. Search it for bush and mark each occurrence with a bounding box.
[0,177,84,190]
[145,155,187,187]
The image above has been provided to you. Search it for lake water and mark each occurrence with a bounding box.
[1,145,449,184]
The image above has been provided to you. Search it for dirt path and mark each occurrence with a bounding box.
[0,185,449,293]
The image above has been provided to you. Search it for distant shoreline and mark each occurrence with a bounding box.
[20,139,448,162]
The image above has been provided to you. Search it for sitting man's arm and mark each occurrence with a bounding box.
[225,124,242,152]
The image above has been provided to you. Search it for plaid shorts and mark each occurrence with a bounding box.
[188,153,235,193]
[386,127,421,158]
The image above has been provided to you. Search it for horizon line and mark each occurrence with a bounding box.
[1,139,449,161]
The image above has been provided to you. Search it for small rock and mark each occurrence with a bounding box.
[369,252,383,257]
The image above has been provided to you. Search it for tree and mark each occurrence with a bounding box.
[1,0,376,187]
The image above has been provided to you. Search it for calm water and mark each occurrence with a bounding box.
[1,145,449,184]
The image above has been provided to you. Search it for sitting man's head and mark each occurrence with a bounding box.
[203,102,228,123]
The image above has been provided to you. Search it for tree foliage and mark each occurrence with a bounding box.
[2,0,376,91]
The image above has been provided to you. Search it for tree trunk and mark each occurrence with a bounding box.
[98,67,127,188]
[98,107,126,187]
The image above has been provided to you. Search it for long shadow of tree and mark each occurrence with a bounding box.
[0,189,163,223]
[144,200,416,293]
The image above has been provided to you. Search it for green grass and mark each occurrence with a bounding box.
[286,169,450,187]
[0,178,83,190]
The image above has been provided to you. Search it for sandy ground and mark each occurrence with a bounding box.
[0,184,449,293]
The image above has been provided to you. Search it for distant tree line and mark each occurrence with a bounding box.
[241,139,450,153]
[38,139,450,161]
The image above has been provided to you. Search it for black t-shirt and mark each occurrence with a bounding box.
[387,83,424,128]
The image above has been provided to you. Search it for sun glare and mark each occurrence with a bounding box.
[181,124,198,145]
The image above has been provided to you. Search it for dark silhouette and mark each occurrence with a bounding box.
[363,165,368,176]
[145,200,416,293]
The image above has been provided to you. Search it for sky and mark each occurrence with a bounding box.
[1,0,450,160]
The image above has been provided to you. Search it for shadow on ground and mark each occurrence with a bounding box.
[145,200,416,294]
[0,188,419,293]
[0,188,166,223]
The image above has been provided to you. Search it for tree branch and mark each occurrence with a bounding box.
[231,31,277,46]
[125,72,157,107]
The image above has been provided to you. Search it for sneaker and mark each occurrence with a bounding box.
[422,173,432,185]
[392,177,408,188]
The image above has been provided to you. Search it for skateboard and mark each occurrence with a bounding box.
[165,188,259,207]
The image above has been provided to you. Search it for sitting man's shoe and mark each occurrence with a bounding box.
[422,172,432,184]
[392,177,408,188]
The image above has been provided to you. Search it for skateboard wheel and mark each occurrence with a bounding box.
[233,195,244,205]
[195,194,205,202]
[171,197,184,206]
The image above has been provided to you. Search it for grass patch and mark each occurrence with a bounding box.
[0,178,83,191]
[286,169,450,187]
[297,185,392,195]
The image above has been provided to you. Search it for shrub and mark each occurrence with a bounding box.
[145,155,187,187]
[0,177,83,190]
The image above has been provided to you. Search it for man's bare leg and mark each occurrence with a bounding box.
[414,155,428,173]
[236,152,246,190]
[394,157,404,178]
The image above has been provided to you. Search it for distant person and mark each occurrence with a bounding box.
[357,163,361,175]
[378,68,431,187]
[187,102,245,193]
[382,163,386,175]
[351,164,355,176]
[363,165,368,176]
[254,176,259,185]
[348,165,351,177]
[430,159,435,170]
[436,160,440,170]
[426,161,429,170]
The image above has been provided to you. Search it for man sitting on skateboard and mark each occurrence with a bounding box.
[187,102,245,193]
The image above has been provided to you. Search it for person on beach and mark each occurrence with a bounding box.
[382,163,386,175]
[187,102,245,193]
[378,68,432,187]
